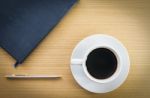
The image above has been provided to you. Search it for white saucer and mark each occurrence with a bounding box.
[70,34,130,93]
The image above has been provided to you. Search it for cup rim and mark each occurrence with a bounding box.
[82,46,121,84]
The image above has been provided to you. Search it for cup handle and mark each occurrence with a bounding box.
[71,59,83,65]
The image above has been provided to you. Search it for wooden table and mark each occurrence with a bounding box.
[0,0,150,98]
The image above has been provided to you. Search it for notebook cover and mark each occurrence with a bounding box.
[0,0,77,67]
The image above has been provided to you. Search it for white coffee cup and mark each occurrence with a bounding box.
[71,45,121,84]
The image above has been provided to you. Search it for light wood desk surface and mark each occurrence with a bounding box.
[0,0,150,98]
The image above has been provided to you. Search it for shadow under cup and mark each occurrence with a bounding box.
[86,48,118,80]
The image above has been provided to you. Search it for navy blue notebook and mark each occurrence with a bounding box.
[0,0,77,67]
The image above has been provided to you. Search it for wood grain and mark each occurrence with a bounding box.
[0,0,150,98]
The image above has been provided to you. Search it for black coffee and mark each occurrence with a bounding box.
[86,48,117,79]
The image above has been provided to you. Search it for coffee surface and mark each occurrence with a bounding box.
[86,48,117,79]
